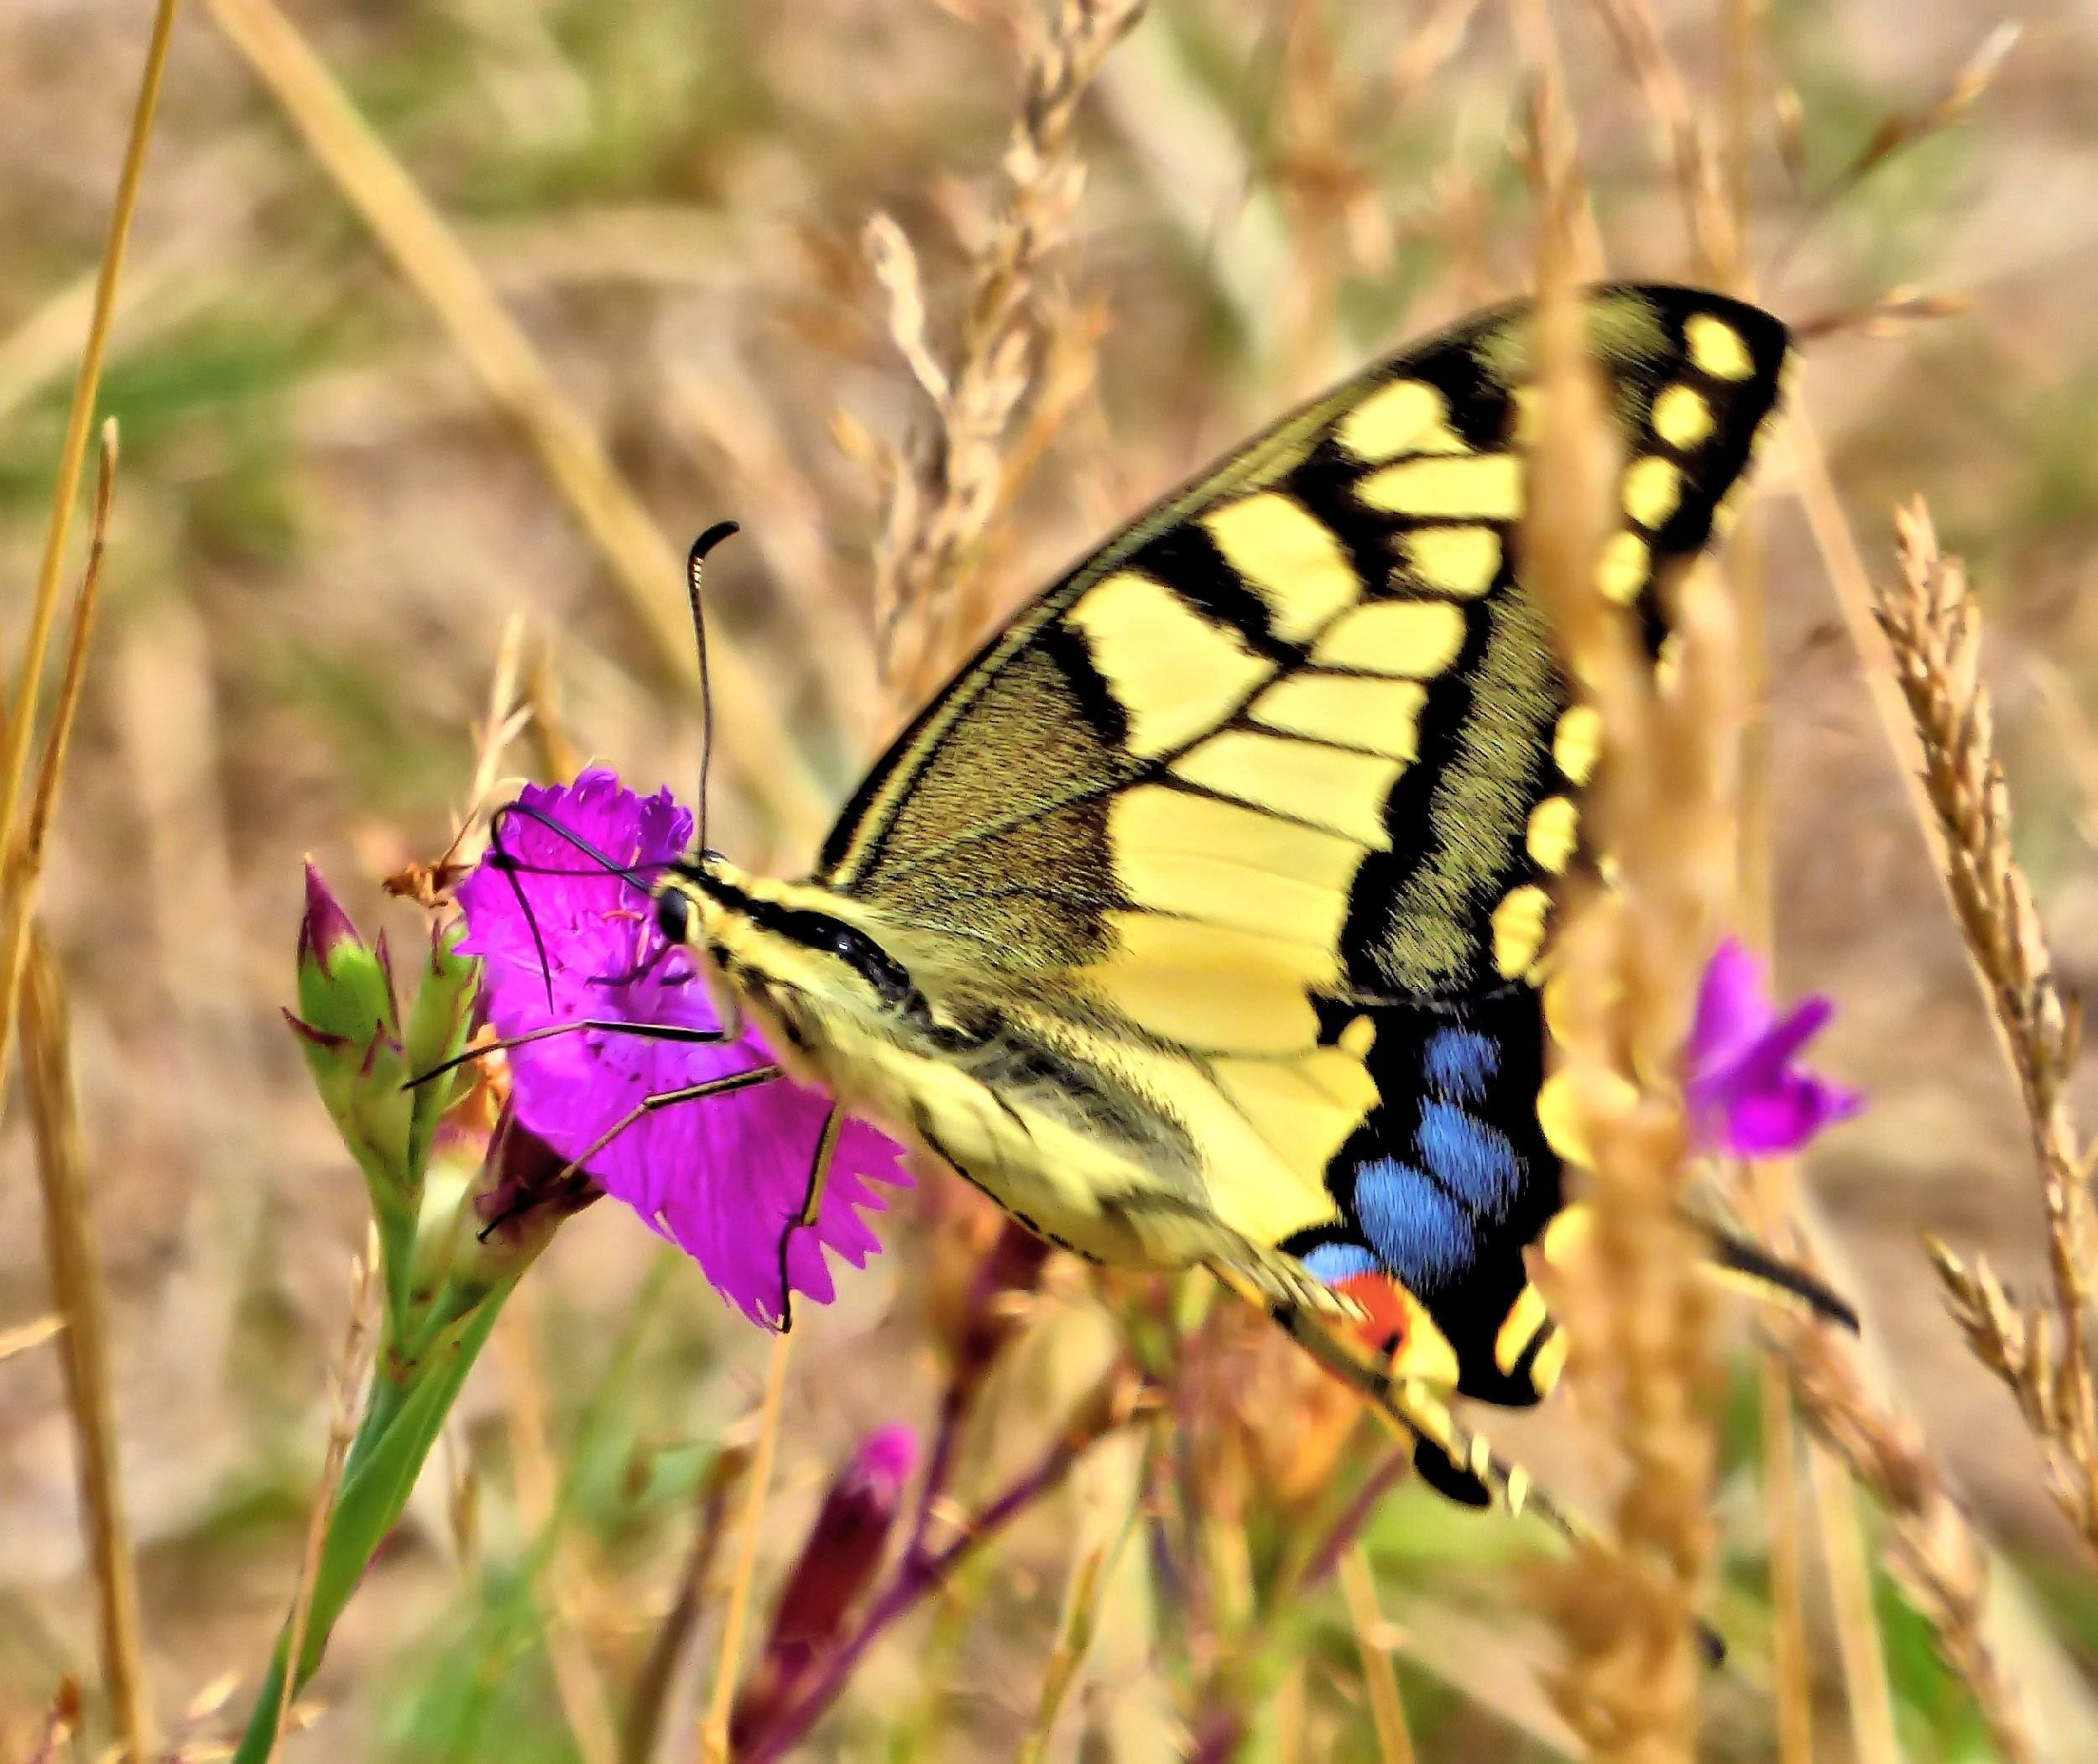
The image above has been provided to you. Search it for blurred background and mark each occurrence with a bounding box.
[5,0,2098,1757]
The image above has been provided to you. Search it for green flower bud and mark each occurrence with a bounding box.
[288,863,418,1252]
[404,916,480,1166]
[296,863,398,1044]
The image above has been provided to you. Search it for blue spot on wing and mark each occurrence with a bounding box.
[1417,1103,1521,1215]
[1302,1241,1380,1286]
[1422,1027,1498,1102]
[1354,1157,1477,1288]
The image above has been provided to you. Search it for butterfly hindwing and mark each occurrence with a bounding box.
[814,284,1790,1406]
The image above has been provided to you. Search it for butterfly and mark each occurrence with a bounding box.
[503,284,1841,1524]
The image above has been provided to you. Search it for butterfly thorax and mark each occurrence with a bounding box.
[658,854,1339,1298]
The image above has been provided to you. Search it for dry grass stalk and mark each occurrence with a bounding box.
[1781,1308,2033,1761]
[0,0,171,1110]
[1874,500,2098,1546]
[1015,1539,1111,1764]
[1791,288,1971,345]
[1781,410,2048,1753]
[0,1312,66,1363]
[868,0,1146,712]
[1584,0,1738,279]
[1519,93,1725,1761]
[0,0,176,853]
[23,933,153,1762]
[1337,1545,1419,1764]
[273,1227,382,1756]
[200,0,831,845]
[494,1292,621,1764]
[0,421,117,1132]
[697,1328,796,1763]
[1804,1433,1899,1764]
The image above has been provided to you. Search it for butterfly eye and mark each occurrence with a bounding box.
[655,888,692,946]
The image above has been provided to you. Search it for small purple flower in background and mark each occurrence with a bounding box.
[456,768,905,1327]
[1687,937,1865,1157]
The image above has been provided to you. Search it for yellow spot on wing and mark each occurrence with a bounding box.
[1311,600,1467,678]
[1067,570,1271,759]
[1338,1014,1375,1057]
[1652,383,1714,449]
[1685,313,1755,380]
[1360,453,1522,520]
[1595,530,1648,604]
[1172,729,1404,848]
[1248,672,1425,759]
[1111,787,1360,952]
[1401,526,1501,598]
[1526,796,1578,873]
[1495,1284,1552,1375]
[1094,911,1332,1050]
[1339,378,1466,462]
[1490,883,1550,977]
[1203,494,1362,642]
[1530,1333,1568,1394]
[1623,457,1683,530]
[1553,705,1601,783]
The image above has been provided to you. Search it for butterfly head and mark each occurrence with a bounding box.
[652,854,925,1042]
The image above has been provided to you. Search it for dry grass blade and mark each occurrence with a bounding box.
[0,0,171,1121]
[23,934,152,1761]
[1765,23,2019,285]
[273,1229,381,1756]
[1791,288,1971,345]
[1338,1545,1419,1764]
[0,1312,66,1363]
[697,1329,795,1764]
[872,0,1147,712]
[0,0,177,862]
[495,1292,620,1764]
[1015,1541,1111,1764]
[1782,408,2051,1754]
[1781,1307,2033,1761]
[201,0,831,844]
[622,1444,749,1764]
[1873,499,2098,1547]
[0,422,119,1128]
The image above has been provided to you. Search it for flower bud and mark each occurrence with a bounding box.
[730,1425,917,1750]
[296,864,399,1043]
[287,863,416,1236]
[404,916,479,1162]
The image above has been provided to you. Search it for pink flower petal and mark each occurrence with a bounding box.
[457,770,906,1325]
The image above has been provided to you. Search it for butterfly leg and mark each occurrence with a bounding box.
[542,1064,784,1188]
[1700,1224,1858,1330]
[775,1104,846,1333]
[407,1016,735,1089]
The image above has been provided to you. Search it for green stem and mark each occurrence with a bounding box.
[230,1281,518,1764]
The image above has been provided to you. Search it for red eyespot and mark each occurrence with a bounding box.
[1334,1273,1410,1360]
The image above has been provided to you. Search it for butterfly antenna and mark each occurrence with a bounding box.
[686,521,739,858]
[488,801,664,1010]
[488,805,557,1011]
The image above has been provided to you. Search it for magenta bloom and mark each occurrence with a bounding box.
[456,769,905,1326]
[1687,937,1864,1156]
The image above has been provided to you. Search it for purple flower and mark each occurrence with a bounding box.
[1686,937,1864,1156]
[455,769,905,1326]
